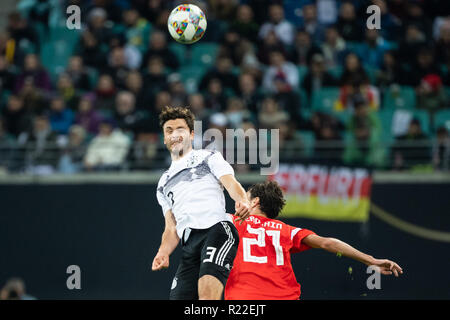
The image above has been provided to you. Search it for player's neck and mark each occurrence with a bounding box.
[251,210,268,218]
[170,145,193,162]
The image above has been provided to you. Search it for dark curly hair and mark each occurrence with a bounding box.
[159,106,195,132]
[248,180,286,219]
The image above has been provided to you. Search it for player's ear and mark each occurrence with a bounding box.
[251,196,260,208]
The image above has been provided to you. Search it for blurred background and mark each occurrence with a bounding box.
[0,0,449,300]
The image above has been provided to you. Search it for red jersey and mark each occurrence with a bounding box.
[225,214,315,300]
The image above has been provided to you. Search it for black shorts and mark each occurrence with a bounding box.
[169,220,239,300]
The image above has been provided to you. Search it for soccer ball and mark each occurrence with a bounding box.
[167,4,207,44]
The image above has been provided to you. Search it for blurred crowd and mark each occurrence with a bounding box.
[1,0,450,173]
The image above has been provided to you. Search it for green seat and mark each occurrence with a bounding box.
[297,65,308,88]
[327,65,342,79]
[40,26,81,80]
[297,130,315,158]
[178,65,207,94]
[190,43,219,68]
[434,109,450,132]
[311,87,340,112]
[168,42,187,67]
[378,109,394,144]
[382,86,416,110]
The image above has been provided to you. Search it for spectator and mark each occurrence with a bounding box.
[224,97,251,129]
[120,7,151,54]
[208,0,238,21]
[204,78,227,112]
[218,30,252,67]
[257,29,289,66]
[0,278,36,300]
[153,90,172,114]
[105,46,132,89]
[199,55,238,94]
[56,73,80,111]
[76,31,108,70]
[86,7,113,47]
[58,125,88,174]
[301,53,337,99]
[397,24,428,69]
[84,119,131,171]
[1,94,31,138]
[321,25,347,69]
[48,96,75,135]
[392,118,430,170]
[229,4,259,43]
[14,53,51,93]
[403,47,441,87]
[375,50,403,89]
[344,95,384,167]
[114,90,157,135]
[262,50,299,94]
[65,55,93,92]
[278,121,304,162]
[237,72,262,115]
[416,74,448,114]
[258,4,295,47]
[435,22,450,66]
[17,76,46,115]
[0,117,16,171]
[297,2,326,43]
[143,56,168,103]
[21,114,60,173]
[356,29,391,69]
[432,127,450,171]
[258,97,289,130]
[403,1,433,41]
[188,93,210,123]
[124,70,150,110]
[339,52,369,86]
[75,94,103,135]
[6,11,39,60]
[167,73,188,107]
[0,54,15,93]
[371,0,401,41]
[336,1,363,42]
[143,30,179,71]
[303,111,345,163]
[336,76,380,112]
[94,74,117,112]
[290,29,322,66]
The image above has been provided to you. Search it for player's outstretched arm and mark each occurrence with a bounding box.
[302,234,403,277]
[220,174,250,221]
[152,210,180,271]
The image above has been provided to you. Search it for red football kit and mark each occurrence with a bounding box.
[225,214,315,300]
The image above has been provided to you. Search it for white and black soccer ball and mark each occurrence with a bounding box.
[167,4,207,44]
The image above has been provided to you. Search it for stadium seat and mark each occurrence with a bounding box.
[284,0,303,27]
[311,87,340,112]
[297,65,308,88]
[40,26,81,81]
[434,109,450,132]
[378,109,395,144]
[178,65,207,94]
[382,86,416,110]
[410,109,431,136]
[190,43,219,68]
[327,65,343,79]
[296,130,315,158]
[168,42,187,66]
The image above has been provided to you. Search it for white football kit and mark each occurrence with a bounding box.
[156,149,234,238]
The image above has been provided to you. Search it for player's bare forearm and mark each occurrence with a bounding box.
[158,210,180,256]
[303,234,403,276]
[220,174,248,203]
[303,235,375,265]
[220,174,250,221]
[152,210,179,271]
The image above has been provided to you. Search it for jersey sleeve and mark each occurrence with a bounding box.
[290,227,316,253]
[156,176,172,216]
[207,151,234,179]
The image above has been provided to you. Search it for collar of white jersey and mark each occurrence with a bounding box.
[170,147,194,164]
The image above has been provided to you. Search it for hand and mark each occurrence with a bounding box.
[235,201,250,223]
[370,258,403,277]
[152,251,169,271]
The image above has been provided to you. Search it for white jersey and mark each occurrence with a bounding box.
[156,149,234,238]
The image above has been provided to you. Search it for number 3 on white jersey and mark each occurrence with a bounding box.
[243,225,284,266]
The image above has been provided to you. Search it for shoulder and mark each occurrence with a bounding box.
[157,169,170,188]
